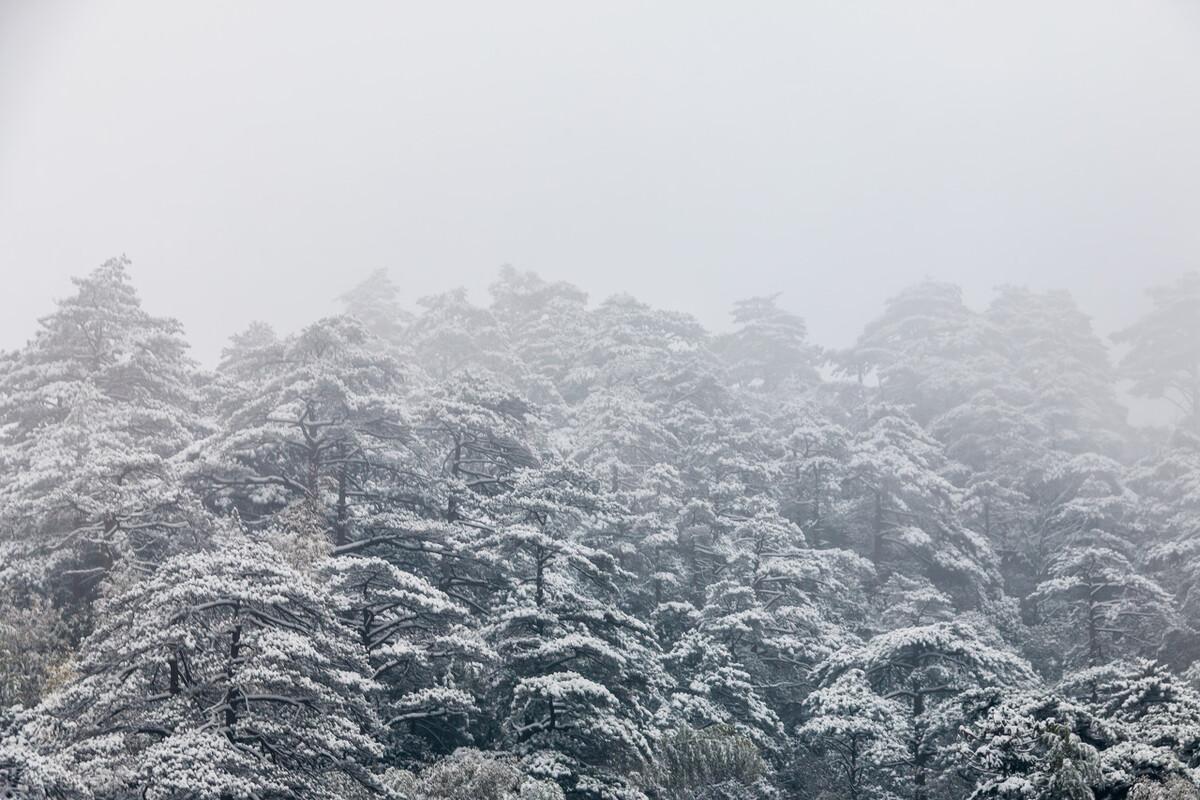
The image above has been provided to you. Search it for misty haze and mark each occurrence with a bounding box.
[2,3,1200,800]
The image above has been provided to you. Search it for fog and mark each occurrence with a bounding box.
[2,1,1199,365]
[7,6,1200,795]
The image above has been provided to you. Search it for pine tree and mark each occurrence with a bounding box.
[3,533,384,798]
[1130,429,1200,672]
[988,285,1125,454]
[716,294,819,394]
[816,620,1036,800]
[479,462,665,799]
[956,688,1106,800]
[1113,272,1200,432]
[196,315,410,537]
[406,289,525,385]
[488,266,590,408]
[1059,659,1200,795]
[846,403,999,603]
[320,554,492,762]
[841,280,1006,425]
[1030,542,1173,671]
[0,257,206,604]
[566,294,710,405]
[337,268,411,347]
[797,668,908,800]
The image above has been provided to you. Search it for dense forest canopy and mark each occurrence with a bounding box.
[1,258,1199,800]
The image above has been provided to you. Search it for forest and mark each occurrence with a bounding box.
[0,257,1198,800]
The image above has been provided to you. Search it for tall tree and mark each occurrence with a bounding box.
[488,266,590,408]
[816,620,1036,800]
[0,257,205,603]
[841,280,1006,425]
[716,294,819,394]
[2,534,385,798]
[337,268,410,347]
[988,285,1124,454]
[1113,272,1200,432]
[796,668,908,800]
[955,688,1106,800]
[196,315,411,537]
[479,462,666,799]
[846,403,999,604]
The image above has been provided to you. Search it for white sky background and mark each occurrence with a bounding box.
[2,1,1199,370]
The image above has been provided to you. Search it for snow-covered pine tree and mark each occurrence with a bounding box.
[955,687,1107,800]
[406,289,526,387]
[478,461,666,799]
[2,533,384,799]
[988,285,1125,455]
[319,554,492,762]
[815,619,1036,800]
[846,403,999,604]
[1030,540,1174,672]
[1059,659,1200,795]
[488,266,591,409]
[1114,272,1200,433]
[1129,428,1200,673]
[0,257,206,607]
[716,294,820,395]
[840,280,1007,425]
[337,268,411,348]
[196,315,411,538]
[796,667,908,800]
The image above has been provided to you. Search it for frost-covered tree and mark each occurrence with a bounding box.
[988,286,1125,454]
[1114,272,1200,432]
[1129,429,1200,671]
[1030,541,1173,671]
[488,267,590,408]
[407,289,525,385]
[320,555,491,761]
[930,384,1045,577]
[0,257,206,606]
[697,510,869,727]
[1015,451,1142,607]
[655,630,781,750]
[1060,660,1200,795]
[0,592,71,709]
[846,403,998,603]
[841,280,1006,425]
[956,688,1106,800]
[566,294,710,405]
[797,668,908,800]
[197,315,411,537]
[479,463,665,798]
[775,397,855,547]
[385,746,565,800]
[640,726,776,800]
[717,294,819,394]
[816,620,1036,800]
[337,268,411,347]
[2,534,384,799]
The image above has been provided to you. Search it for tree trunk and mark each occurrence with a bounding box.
[334,465,349,547]
[912,687,928,800]
[224,618,242,736]
[872,491,885,567]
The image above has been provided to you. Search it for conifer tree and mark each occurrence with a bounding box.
[0,257,205,603]
[3,534,385,798]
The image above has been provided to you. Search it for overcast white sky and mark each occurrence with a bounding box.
[2,1,1199,366]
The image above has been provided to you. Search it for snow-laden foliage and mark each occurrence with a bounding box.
[2,260,1197,799]
[1114,273,1200,433]
[797,668,908,800]
[0,258,207,598]
[2,533,384,799]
